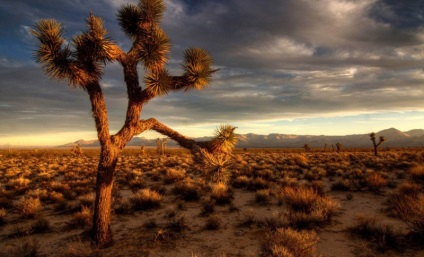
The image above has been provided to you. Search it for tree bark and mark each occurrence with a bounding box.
[91,145,118,248]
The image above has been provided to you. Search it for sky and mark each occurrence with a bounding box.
[0,0,424,146]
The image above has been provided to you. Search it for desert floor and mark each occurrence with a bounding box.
[0,148,423,257]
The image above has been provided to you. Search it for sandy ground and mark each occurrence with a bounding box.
[0,150,423,257]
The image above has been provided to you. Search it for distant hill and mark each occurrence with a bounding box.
[60,128,424,148]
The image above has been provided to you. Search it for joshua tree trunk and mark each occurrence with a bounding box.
[92,146,118,248]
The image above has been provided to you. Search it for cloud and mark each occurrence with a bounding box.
[0,0,424,143]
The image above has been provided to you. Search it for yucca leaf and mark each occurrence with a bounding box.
[182,48,214,91]
[211,125,237,153]
[117,4,142,38]
[145,69,171,96]
[137,26,170,71]
[138,0,165,25]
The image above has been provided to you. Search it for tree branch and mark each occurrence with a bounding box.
[86,82,111,146]
[135,118,212,153]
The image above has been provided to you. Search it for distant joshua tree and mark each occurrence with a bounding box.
[32,0,236,248]
[303,144,311,152]
[155,138,168,155]
[140,144,145,156]
[369,132,386,156]
[324,143,328,152]
[71,144,83,156]
[336,142,342,153]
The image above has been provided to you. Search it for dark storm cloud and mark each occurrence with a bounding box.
[0,0,423,139]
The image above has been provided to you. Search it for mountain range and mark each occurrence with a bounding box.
[61,128,424,148]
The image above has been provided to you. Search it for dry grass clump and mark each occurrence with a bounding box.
[349,215,399,251]
[210,182,233,205]
[61,239,101,257]
[0,239,40,257]
[365,173,388,193]
[30,218,51,234]
[409,164,424,181]
[7,177,31,191]
[16,197,42,219]
[205,214,221,230]
[78,193,95,208]
[390,194,424,237]
[173,178,204,201]
[70,206,92,228]
[256,189,271,204]
[260,227,319,257]
[396,182,421,197]
[331,180,351,191]
[164,168,186,184]
[129,189,163,210]
[232,175,250,188]
[292,154,308,168]
[279,186,339,228]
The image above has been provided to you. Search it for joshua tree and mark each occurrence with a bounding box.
[303,144,311,152]
[369,132,386,156]
[324,143,327,152]
[335,142,342,153]
[32,0,235,248]
[71,144,83,156]
[140,144,145,156]
[155,138,168,155]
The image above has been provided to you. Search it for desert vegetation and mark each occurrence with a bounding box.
[0,148,423,256]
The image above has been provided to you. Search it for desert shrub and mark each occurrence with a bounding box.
[78,193,95,208]
[389,194,424,237]
[292,154,308,168]
[304,167,326,181]
[30,218,51,234]
[0,239,40,257]
[249,177,269,190]
[164,168,186,184]
[263,212,286,231]
[210,182,233,205]
[409,164,424,181]
[0,196,14,209]
[113,198,133,215]
[260,227,319,257]
[365,173,388,193]
[309,180,325,195]
[256,189,271,204]
[173,178,203,201]
[205,214,221,230]
[7,177,31,190]
[232,175,250,188]
[238,209,257,228]
[396,182,421,197]
[331,180,351,191]
[129,189,163,210]
[166,216,187,234]
[280,186,339,228]
[16,197,42,218]
[70,206,92,228]
[349,215,399,251]
[128,177,145,189]
[200,200,215,216]
[62,239,102,257]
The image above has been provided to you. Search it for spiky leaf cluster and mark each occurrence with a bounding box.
[117,0,165,38]
[33,13,115,87]
[182,48,215,91]
[211,125,238,154]
[145,69,171,96]
[32,20,74,82]
[198,148,232,184]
